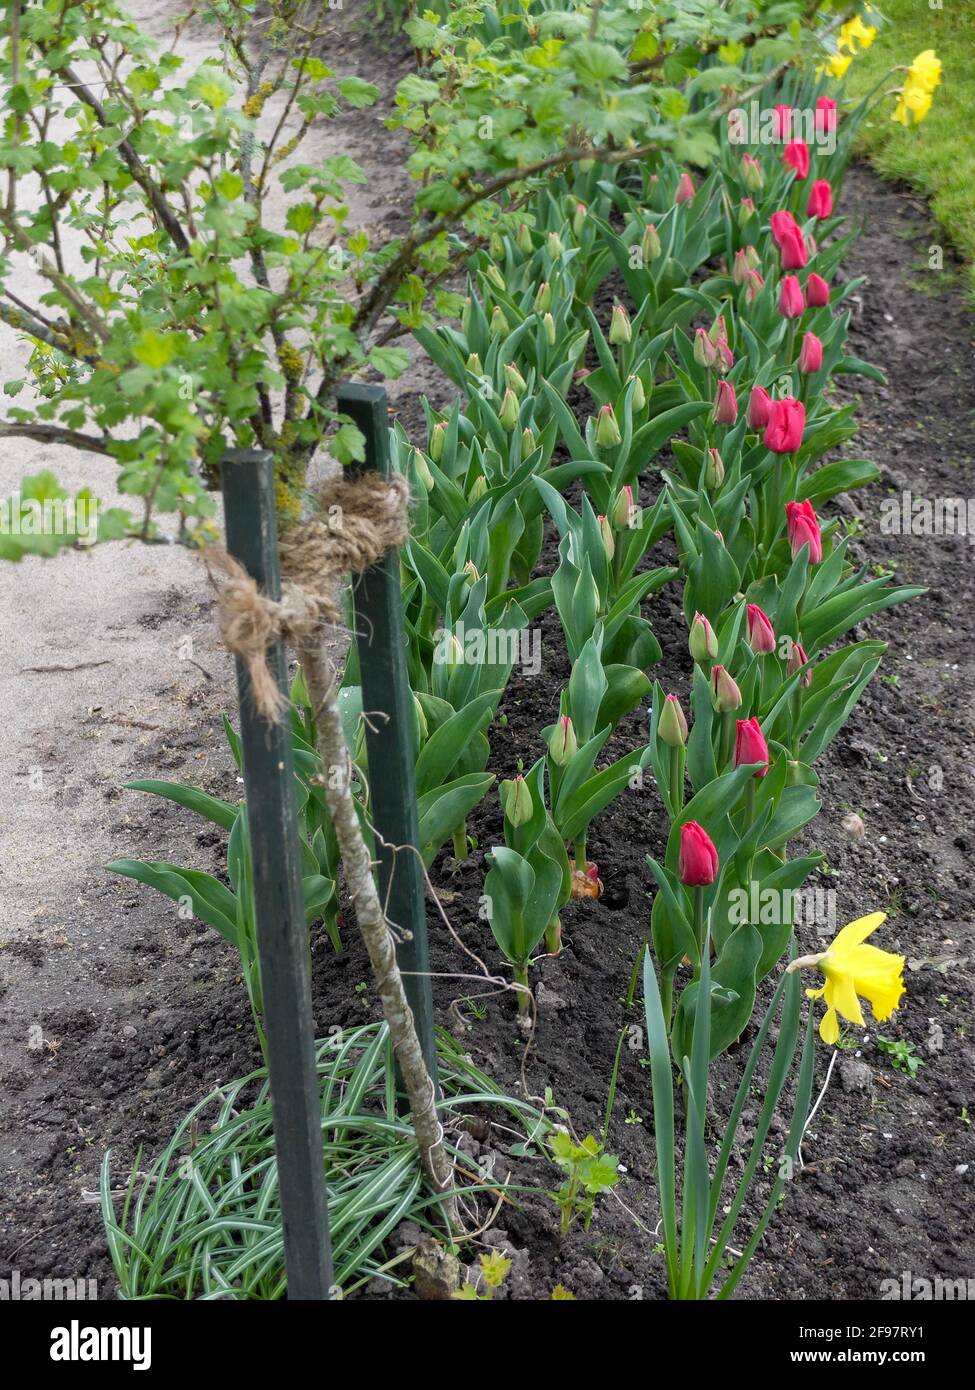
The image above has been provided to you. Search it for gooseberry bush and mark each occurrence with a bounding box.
[0,0,938,1299]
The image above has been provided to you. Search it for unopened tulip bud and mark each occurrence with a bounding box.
[467,474,487,502]
[710,664,742,712]
[738,197,756,228]
[443,632,464,667]
[413,449,434,491]
[747,385,772,430]
[595,404,621,449]
[705,447,725,489]
[502,773,533,827]
[485,263,506,292]
[429,420,446,462]
[516,222,533,255]
[548,714,578,766]
[689,611,719,663]
[675,170,695,205]
[798,331,823,374]
[806,272,830,308]
[658,693,688,748]
[466,352,483,376]
[490,304,509,337]
[463,560,481,585]
[694,327,718,369]
[504,361,527,397]
[612,484,636,529]
[734,716,770,777]
[413,694,428,742]
[746,602,776,655]
[740,153,765,192]
[744,244,762,271]
[787,638,813,687]
[745,269,765,305]
[679,821,719,886]
[499,387,519,430]
[534,281,552,314]
[489,233,504,261]
[713,379,738,426]
[609,304,632,345]
[547,231,563,258]
[732,249,749,286]
[573,200,587,237]
[642,222,662,262]
[627,373,646,411]
[778,274,805,319]
[521,426,536,453]
[543,311,556,346]
[597,513,615,560]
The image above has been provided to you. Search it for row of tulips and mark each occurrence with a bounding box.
[382,50,922,1295]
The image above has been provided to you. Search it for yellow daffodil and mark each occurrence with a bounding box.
[817,52,853,80]
[908,49,942,93]
[892,87,933,127]
[838,16,878,53]
[788,912,906,1045]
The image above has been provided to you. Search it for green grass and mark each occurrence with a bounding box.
[843,3,975,296]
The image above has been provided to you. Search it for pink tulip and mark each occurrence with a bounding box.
[746,603,776,655]
[815,96,838,134]
[798,331,823,374]
[779,226,808,270]
[679,821,719,886]
[783,139,810,180]
[787,639,813,687]
[778,274,805,319]
[676,171,696,205]
[786,499,823,563]
[806,272,831,308]
[747,385,772,430]
[764,397,806,454]
[807,179,833,219]
[734,717,770,777]
[770,210,801,247]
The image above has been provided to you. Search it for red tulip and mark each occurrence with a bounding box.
[773,104,793,140]
[747,385,772,430]
[786,499,823,563]
[676,171,696,205]
[714,379,738,425]
[734,717,770,777]
[679,821,719,887]
[815,96,837,135]
[778,274,805,319]
[769,210,801,248]
[764,397,806,454]
[807,179,833,219]
[783,139,810,180]
[806,272,831,307]
[746,603,776,655]
[798,330,823,374]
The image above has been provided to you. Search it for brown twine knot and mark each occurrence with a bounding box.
[206,471,410,722]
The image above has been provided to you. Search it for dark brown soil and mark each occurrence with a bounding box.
[1,18,974,1300]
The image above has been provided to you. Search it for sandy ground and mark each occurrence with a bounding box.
[0,0,431,1111]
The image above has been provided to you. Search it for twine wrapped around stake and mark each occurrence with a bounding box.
[206,471,410,721]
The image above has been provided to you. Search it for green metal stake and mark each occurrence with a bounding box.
[221,449,333,1300]
[338,383,439,1088]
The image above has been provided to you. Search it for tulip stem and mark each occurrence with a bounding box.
[452,821,468,860]
[693,887,706,962]
[719,709,735,770]
[669,745,684,818]
[574,831,587,873]
[791,687,803,757]
[545,916,562,957]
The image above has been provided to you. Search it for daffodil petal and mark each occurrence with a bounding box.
[831,911,886,952]
[819,1006,839,1045]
